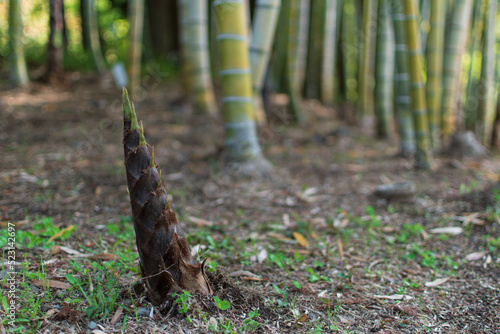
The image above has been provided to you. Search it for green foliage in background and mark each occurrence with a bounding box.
[0,0,128,71]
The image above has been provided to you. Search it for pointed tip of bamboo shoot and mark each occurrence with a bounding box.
[139,121,147,146]
[130,101,139,131]
[122,88,132,121]
[149,146,155,169]
[165,197,171,211]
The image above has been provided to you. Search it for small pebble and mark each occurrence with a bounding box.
[136,307,149,317]
[54,304,61,310]
[88,321,97,330]
[123,299,132,306]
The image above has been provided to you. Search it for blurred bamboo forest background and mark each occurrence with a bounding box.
[2,0,500,173]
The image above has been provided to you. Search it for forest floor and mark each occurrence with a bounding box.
[1,74,499,334]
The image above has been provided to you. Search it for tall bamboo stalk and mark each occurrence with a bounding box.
[127,0,145,98]
[178,0,217,115]
[297,0,311,88]
[357,0,378,133]
[332,0,344,100]
[213,0,271,176]
[44,0,64,82]
[285,0,305,123]
[464,0,486,131]
[374,0,395,139]
[419,0,430,55]
[404,0,431,169]
[8,0,29,87]
[478,0,498,145]
[321,0,338,106]
[82,0,106,73]
[440,0,473,137]
[269,2,288,93]
[342,0,359,104]
[425,0,445,150]
[305,0,326,99]
[250,0,281,124]
[392,0,415,156]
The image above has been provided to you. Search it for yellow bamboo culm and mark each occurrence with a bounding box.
[357,0,378,133]
[178,0,217,115]
[440,0,473,137]
[478,0,498,145]
[425,0,445,150]
[250,0,281,125]
[404,0,431,169]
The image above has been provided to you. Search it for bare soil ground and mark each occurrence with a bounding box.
[1,75,499,333]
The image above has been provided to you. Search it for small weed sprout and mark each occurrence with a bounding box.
[213,296,231,310]
[175,291,194,314]
[240,309,261,332]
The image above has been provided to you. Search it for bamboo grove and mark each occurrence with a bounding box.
[5,0,500,171]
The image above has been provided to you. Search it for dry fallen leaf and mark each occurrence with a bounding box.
[49,245,61,257]
[374,294,414,300]
[429,227,463,235]
[454,213,485,226]
[189,216,214,227]
[267,232,294,243]
[44,309,59,319]
[338,238,344,258]
[32,279,71,290]
[42,258,58,266]
[59,246,84,256]
[229,270,261,279]
[110,307,123,325]
[425,277,450,287]
[90,253,120,261]
[465,252,487,261]
[293,232,309,247]
[47,225,75,242]
[298,314,308,323]
[91,330,106,334]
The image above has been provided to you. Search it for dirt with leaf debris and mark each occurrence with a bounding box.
[1,74,499,333]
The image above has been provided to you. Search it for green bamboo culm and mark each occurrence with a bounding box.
[357,0,378,133]
[285,0,306,124]
[82,0,106,73]
[213,0,272,176]
[418,0,430,55]
[374,0,395,139]
[392,0,415,156]
[342,0,359,104]
[464,0,485,132]
[8,0,29,87]
[127,0,145,98]
[250,0,282,125]
[440,0,473,137]
[321,0,339,106]
[478,0,498,145]
[304,0,326,99]
[425,0,445,150]
[178,0,217,115]
[403,0,431,169]
[269,2,288,94]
